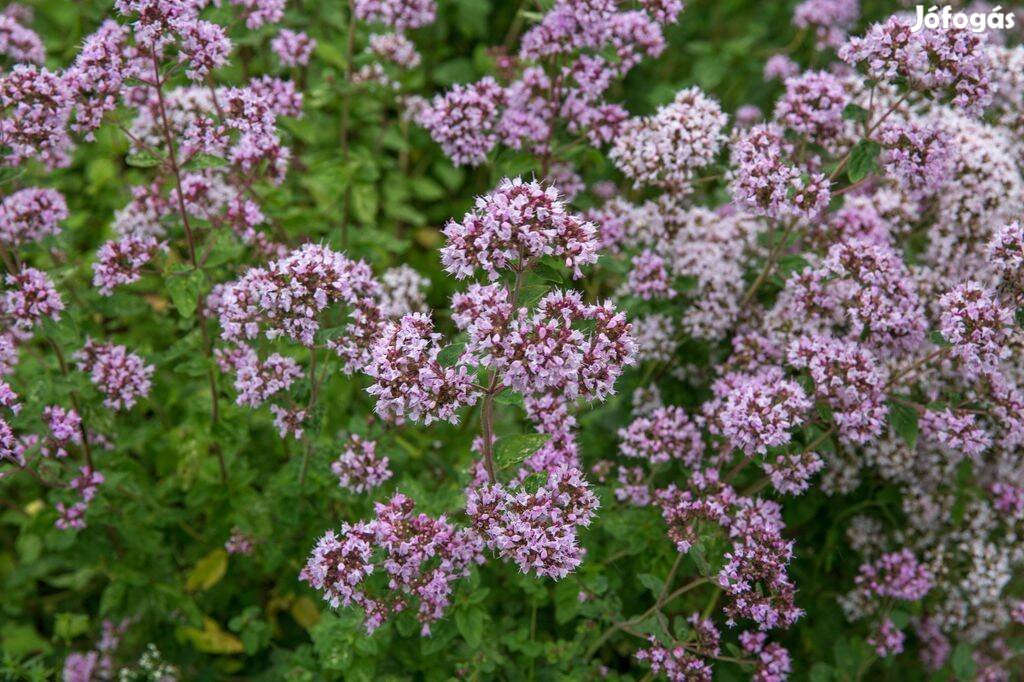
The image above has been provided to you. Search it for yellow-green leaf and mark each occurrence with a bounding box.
[186,548,227,592]
[179,617,244,654]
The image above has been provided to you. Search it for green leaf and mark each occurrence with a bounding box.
[637,573,663,595]
[125,150,163,168]
[889,610,910,629]
[928,330,952,347]
[166,269,205,318]
[203,231,243,268]
[1016,307,1024,328]
[186,548,228,592]
[53,613,89,642]
[455,607,485,649]
[493,391,524,407]
[847,140,881,183]
[842,103,869,123]
[951,642,975,680]
[184,153,227,170]
[179,617,244,654]
[437,341,466,367]
[410,176,445,201]
[887,400,920,449]
[493,433,551,468]
[452,0,490,37]
[175,355,210,377]
[350,183,378,224]
[809,663,834,682]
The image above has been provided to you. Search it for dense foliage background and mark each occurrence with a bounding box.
[1,0,1023,679]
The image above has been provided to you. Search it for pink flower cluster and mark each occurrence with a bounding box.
[365,312,479,425]
[441,178,599,280]
[610,87,727,190]
[300,493,483,635]
[216,244,383,368]
[938,282,1013,376]
[730,124,830,220]
[452,286,635,403]
[839,16,993,115]
[786,334,888,444]
[853,549,933,602]
[1,267,64,330]
[465,466,598,579]
[705,367,811,457]
[215,345,302,407]
[618,406,703,466]
[353,0,435,30]
[92,235,166,296]
[331,434,392,494]
[73,339,154,411]
[0,188,67,247]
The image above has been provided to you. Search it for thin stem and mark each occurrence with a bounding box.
[739,220,797,310]
[478,267,526,483]
[47,338,93,470]
[150,46,225,481]
[338,0,357,248]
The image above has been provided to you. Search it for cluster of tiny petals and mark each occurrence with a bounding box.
[92,234,167,296]
[706,367,811,456]
[920,408,991,459]
[762,451,824,496]
[440,177,599,281]
[634,636,713,682]
[458,288,635,403]
[465,466,598,579]
[331,434,393,494]
[365,312,479,425]
[216,244,383,369]
[609,86,727,189]
[0,380,20,414]
[353,0,435,30]
[56,467,104,531]
[740,631,793,682]
[868,618,906,657]
[730,123,830,220]
[1,267,64,330]
[820,239,927,352]
[792,0,859,49]
[786,334,889,444]
[65,19,130,137]
[176,19,231,81]
[300,493,483,635]
[0,12,44,64]
[764,54,799,81]
[368,32,420,69]
[718,498,802,630]
[853,549,933,601]
[618,406,704,467]
[43,405,82,458]
[0,188,67,247]
[0,64,74,169]
[877,121,956,199]
[839,15,993,115]
[225,528,255,555]
[269,405,306,439]
[73,339,154,411]
[417,77,504,166]
[773,70,848,141]
[272,29,316,68]
[938,281,1013,376]
[655,469,736,554]
[988,221,1024,305]
[215,345,302,407]
[231,0,286,29]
